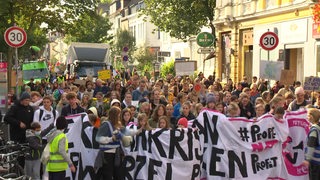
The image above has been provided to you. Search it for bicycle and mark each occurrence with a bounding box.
[0,174,31,180]
[0,142,30,179]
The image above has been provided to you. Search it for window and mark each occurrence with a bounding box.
[265,0,278,9]
[137,2,145,11]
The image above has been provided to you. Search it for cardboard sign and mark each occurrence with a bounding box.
[304,76,320,91]
[98,70,111,80]
[280,70,295,85]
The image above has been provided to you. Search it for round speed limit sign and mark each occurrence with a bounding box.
[259,31,279,51]
[4,26,27,48]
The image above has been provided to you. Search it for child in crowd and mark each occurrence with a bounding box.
[227,102,240,117]
[216,102,225,114]
[25,122,43,180]
[303,108,320,179]
[206,94,216,110]
[87,107,101,128]
[194,103,203,117]
[88,114,98,126]
[137,113,152,131]
[254,103,265,120]
[179,101,196,120]
[274,106,285,120]
[121,108,134,126]
[158,116,170,129]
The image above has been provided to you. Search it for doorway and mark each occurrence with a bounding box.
[284,48,304,82]
[244,46,253,83]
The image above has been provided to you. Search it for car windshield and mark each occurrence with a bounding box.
[77,63,106,77]
[23,68,49,80]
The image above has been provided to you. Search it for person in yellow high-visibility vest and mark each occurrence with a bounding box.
[46,116,75,180]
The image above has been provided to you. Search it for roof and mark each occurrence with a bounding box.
[67,43,110,62]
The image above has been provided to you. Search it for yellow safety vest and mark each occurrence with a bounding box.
[57,76,65,84]
[46,133,69,172]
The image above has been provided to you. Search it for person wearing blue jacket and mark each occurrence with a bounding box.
[95,106,123,180]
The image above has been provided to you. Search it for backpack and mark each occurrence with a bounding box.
[309,126,320,146]
[39,109,57,122]
[53,89,63,102]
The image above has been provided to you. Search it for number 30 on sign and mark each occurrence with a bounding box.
[4,26,27,48]
[259,31,279,51]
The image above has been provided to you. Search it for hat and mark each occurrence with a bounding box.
[138,98,147,104]
[206,94,216,104]
[88,107,98,117]
[110,99,121,106]
[294,87,305,95]
[20,92,31,101]
[177,117,188,128]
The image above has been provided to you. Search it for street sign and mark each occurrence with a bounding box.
[197,48,214,54]
[158,51,171,57]
[259,31,279,51]
[4,26,27,48]
[122,46,129,61]
[196,32,214,47]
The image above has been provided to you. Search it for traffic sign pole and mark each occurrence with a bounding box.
[15,48,18,96]
[4,26,27,96]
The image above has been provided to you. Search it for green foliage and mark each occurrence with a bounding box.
[111,29,136,67]
[142,0,216,41]
[160,60,175,78]
[0,0,107,60]
[133,47,155,74]
[64,10,112,43]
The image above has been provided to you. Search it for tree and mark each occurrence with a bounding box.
[111,29,136,70]
[0,0,110,88]
[64,10,113,43]
[133,47,156,76]
[142,0,216,41]
[160,60,175,78]
[0,0,107,59]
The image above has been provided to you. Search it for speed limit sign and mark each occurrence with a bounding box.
[4,26,27,48]
[259,31,279,51]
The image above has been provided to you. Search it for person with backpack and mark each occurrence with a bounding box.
[61,92,85,116]
[33,96,58,143]
[33,95,58,180]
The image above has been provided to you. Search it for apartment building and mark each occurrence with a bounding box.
[214,0,319,83]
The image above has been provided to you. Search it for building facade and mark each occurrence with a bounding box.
[214,0,318,84]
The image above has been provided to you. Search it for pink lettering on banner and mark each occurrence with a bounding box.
[283,151,308,176]
[287,118,310,134]
[252,140,278,152]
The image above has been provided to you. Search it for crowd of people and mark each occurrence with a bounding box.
[3,71,320,179]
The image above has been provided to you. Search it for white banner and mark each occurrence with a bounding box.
[193,110,289,179]
[64,113,100,180]
[122,128,201,179]
[283,109,310,180]
[60,110,310,180]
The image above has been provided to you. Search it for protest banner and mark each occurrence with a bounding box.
[283,109,310,180]
[122,128,201,180]
[193,110,289,179]
[65,113,100,180]
[61,110,310,180]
